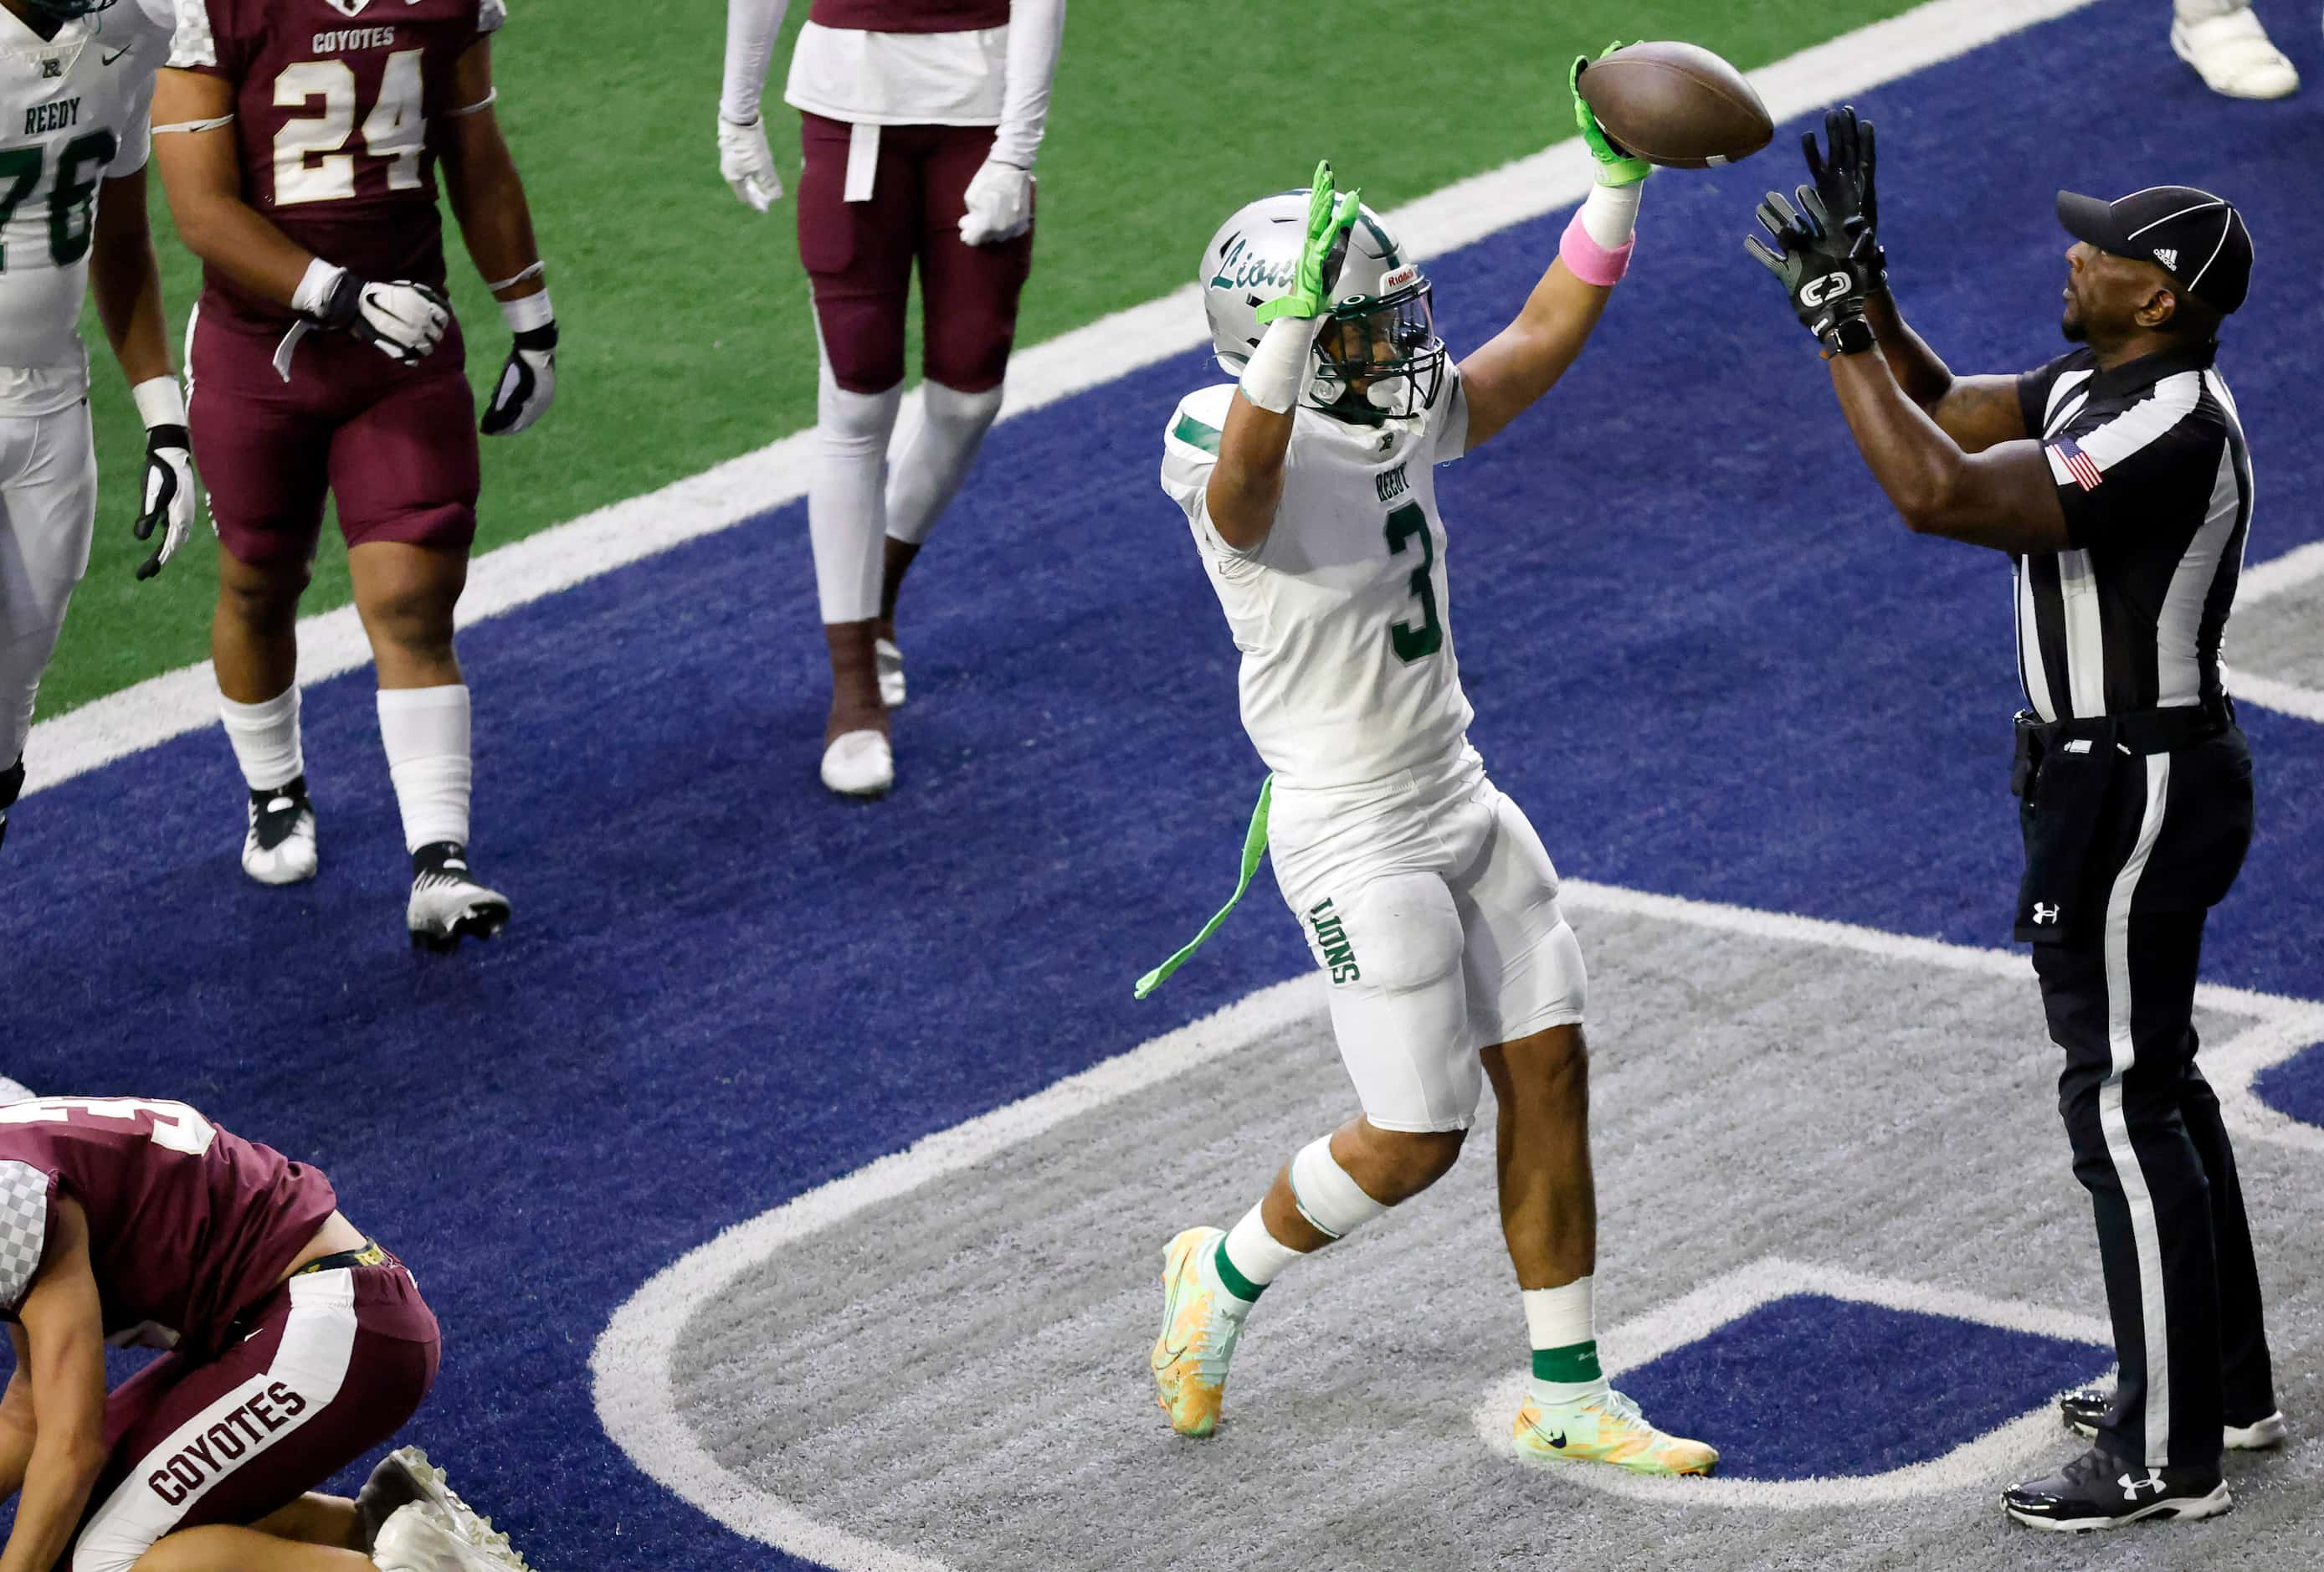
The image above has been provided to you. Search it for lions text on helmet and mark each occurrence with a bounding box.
[1202,193,1447,424]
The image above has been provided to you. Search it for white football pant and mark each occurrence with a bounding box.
[0,402,96,767]
[1266,744,1589,1133]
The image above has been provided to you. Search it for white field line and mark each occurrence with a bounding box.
[1470,1256,2116,1509]
[591,870,2323,1566]
[24,0,2171,800]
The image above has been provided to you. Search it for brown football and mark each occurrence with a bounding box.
[1576,41,1773,169]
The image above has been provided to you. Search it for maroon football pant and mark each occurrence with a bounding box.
[66,1261,440,1572]
[797,112,1035,394]
[188,307,480,568]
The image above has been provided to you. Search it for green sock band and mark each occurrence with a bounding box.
[1133,775,1272,999]
[1211,1238,1265,1303]
[1532,1341,1603,1384]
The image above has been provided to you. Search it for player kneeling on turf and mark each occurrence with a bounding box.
[0,1094,533,1572]
[1142,57,1716,1477]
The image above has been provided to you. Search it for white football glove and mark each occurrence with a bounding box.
[958,157,1033,245]
[482,324,557,436]
[718,114,783,213]
[128,377,197,582]
[316,270,450,367]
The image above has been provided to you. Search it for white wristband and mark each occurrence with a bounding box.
[499,288,554,334]
[131,375,185,429]
[1238,314,1320,415]
[290,259,345,318]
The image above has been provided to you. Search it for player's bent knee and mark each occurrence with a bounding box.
[1367,1123,1467,1198]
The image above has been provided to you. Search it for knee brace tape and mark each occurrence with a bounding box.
[1289,1135,1391,1241]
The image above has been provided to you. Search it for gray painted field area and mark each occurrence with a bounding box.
[669,902,2324,1571]
[2235,572,2324,693]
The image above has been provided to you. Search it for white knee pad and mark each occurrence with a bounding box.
[885,378,1004,547]
[1289,1134,1392,1241]
[809,356,903,624]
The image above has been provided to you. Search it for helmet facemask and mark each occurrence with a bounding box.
[1306,280,1445,425]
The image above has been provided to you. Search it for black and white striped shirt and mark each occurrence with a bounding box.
[2011,342,2251,721]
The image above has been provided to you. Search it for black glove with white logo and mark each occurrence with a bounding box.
[1745,185,1880,354]
[316,269,452,367]
[1802,104,1885,289]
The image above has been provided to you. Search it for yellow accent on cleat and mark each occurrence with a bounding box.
[1151,1225,1246,1438]
[1512,1389,1719,1477]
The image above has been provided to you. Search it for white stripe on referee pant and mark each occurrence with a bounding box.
[71,1272,359,1572]
[2098,753,2173,1470]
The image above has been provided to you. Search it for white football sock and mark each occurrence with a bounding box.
[1524,1275,1610,1408]
[1218,1205,1302,1302]
[218,686,304,793]
[377,685,471,853]
[810,356,902,624]
[884,379,1003,547]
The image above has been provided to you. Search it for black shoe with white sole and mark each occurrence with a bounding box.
[2003,1444,2231,1533]
[2059,1387,2288,1450]
[407,842,510,953]
[243,776,320,886]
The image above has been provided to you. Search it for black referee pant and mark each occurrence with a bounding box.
[2024,726,2274,1471]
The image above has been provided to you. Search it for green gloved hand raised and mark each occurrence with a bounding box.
[1571,44,1653,188]
[1256,159,1362,325]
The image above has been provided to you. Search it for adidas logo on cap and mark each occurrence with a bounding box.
[2154,246,2178,269]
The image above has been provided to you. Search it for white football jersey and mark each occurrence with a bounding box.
[0,0,172,414]
[1161,375,1475,790]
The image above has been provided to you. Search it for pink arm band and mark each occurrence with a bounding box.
[1559,209,1634,286]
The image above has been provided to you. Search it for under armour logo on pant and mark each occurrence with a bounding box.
[2119,1471,2166,1500]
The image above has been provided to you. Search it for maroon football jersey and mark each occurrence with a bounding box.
[808,0,1010,33]
[0,1097,338,1361]
[167,0,506,332]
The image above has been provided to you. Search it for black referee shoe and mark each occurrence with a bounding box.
[2059,1387,2289,1450]
[2003,1445,2230,1533]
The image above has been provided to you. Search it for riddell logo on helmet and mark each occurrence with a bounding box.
[1378,264,1421,293]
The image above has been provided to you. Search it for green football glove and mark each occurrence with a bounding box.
[1571,44,1652,188]
[1255,159,1361,326]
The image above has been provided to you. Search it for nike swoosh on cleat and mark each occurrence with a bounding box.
[1152,1338,1191,1370]
[102,47,130,64]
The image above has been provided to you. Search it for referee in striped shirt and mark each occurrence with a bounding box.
[1747,110,2282,1532]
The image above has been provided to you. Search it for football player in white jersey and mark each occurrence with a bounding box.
[1146,64,1719,1477]
[0,0,195,853]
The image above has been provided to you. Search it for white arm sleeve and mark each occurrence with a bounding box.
[720,0,793,125]
[990,0,1065,168]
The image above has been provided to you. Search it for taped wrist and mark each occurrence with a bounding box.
[291,259,351,322]
[1238,314,1321,415]
[1288,1135,1391,1240]
[1560,185,1640,286]
[130,376,186,431]
[499,286,555,341]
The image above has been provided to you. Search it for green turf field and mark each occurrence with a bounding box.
[46,0,1925,718]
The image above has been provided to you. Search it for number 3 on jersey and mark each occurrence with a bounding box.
[274,49,423,205]
[1384,502,1444,662]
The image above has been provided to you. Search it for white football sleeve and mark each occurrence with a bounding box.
[990,0,1065,169]
[721,0,794,126]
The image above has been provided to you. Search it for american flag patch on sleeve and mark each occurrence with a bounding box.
[2050,436,2104,491]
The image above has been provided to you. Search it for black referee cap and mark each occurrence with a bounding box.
[2056,185,2251,314]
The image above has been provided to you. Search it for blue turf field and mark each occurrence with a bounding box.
[5,3,2321,1565]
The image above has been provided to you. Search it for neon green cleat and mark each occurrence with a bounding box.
[1512,1388,1719,1476]
[1151,1226,1249,1438]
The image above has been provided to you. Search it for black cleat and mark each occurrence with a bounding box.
[407,842,510,952]
[2003,1444,2230,1533]
[2060,1387,2289,1450]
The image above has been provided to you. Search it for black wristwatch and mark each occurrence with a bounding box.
[1821,317,1875,357]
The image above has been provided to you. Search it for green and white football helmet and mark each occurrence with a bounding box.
[1199,190,1446,424]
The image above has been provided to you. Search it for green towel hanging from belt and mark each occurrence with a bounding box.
[1134,775,1272,999]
